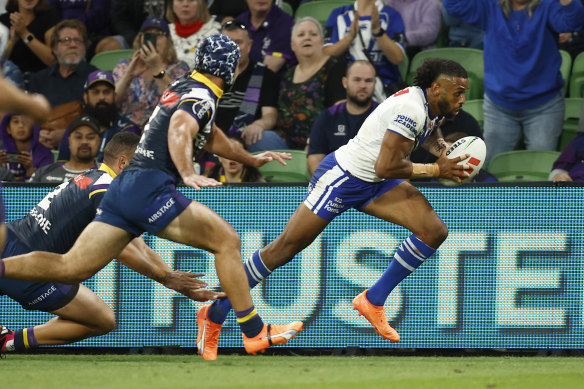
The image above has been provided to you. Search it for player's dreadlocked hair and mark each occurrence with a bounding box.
[412,58,468,89]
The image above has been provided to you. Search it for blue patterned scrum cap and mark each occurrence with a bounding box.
[193,34,240,90]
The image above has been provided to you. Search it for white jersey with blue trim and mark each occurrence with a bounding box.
[335,86,443,182]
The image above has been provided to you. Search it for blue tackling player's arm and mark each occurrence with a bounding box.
[204,124,292,168]
[118,237,226,301]
[167,109,224,190]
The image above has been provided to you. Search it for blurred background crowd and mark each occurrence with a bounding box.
[0,0,582,184]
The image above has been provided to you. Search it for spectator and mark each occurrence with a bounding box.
[307,60,378,174]
[236,0,295,74]
[442,7,484,49]
[113,17,189,128]
[549,132,584,182]
[209,0,248,24]
[29,114,99,183]
[324,0,406,102]
[383,0,442,59]
[0,0,59,73]
[207,136,265,182]
[57,70,141,162]
[217,20,286,152]
[277,17,346,150]
[104,0,167,51]
[27,19,97,107]
[444,0,584,163]
[47,0,115,57]
[167,0,222,65]
[0,113,53,181]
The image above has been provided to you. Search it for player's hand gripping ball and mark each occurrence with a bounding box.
[439,136,486,187]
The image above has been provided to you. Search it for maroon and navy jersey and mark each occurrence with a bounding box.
[128,70,222,183]
[7,165,116,254]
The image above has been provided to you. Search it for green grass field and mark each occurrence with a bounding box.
[3,354,584,389]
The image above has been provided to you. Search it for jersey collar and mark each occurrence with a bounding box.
[99,163,117,178]
[190,71,224,99]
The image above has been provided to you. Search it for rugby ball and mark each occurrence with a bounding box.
[438,136,486,187]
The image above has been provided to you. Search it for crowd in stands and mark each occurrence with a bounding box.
[0,0,582,184]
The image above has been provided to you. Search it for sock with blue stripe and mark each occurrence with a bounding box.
[236,306,264,338]
[208,249,272,325]
[366,234,436,306]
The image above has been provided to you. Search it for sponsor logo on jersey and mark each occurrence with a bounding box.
[136,145,155,160]
[160,90,180,107]
[191,99,213,120]
[73,174,94,190]
[148,198,176,223]
[29,207,52,234]
[27,285,57,306]
[393,114,417,133]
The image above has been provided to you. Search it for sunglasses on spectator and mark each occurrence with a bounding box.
[58,37,84,46]
[221,20,248,31]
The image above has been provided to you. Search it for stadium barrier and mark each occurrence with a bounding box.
[2,182,584,349]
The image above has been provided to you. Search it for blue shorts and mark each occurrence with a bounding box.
[303,153,403,221]
[0,229,79,312]
[95,169,192,237]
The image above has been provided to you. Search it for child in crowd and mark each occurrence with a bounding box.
[0,113,53,181]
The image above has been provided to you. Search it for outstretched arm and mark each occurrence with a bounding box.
[0,77,50,123]
[168,109,222,190]
[204,124,291,167]
[118,237,226,302]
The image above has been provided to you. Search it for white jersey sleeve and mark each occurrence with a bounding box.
[335,87,440,182]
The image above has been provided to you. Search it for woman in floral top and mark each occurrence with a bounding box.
[277,17,346,150]
[113,17,189,128]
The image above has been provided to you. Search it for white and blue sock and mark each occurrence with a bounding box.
[366,234,436,306]
[208,249,272,324]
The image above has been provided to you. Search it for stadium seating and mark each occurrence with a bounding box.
[294,0,354,26]
[90,49,134,73]
[281,2,293,16]
[488,150,561,182]
[560,50,572,80]
[406,47,484,100]
[559,97,584,151]
[462,99,483,131]
[569,51,584,98]
[256,149,311,183]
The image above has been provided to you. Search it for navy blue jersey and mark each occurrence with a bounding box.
[7,165,116,254]
[129,71,223,182]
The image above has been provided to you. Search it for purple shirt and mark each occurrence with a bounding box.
[48,0,112,35]
[384,0,442,49]
[236,5,295,66]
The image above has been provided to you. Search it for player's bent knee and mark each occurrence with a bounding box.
[212,226,241,255]
[96,311,116,335]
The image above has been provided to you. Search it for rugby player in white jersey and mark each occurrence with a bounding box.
[197,58,472,355]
